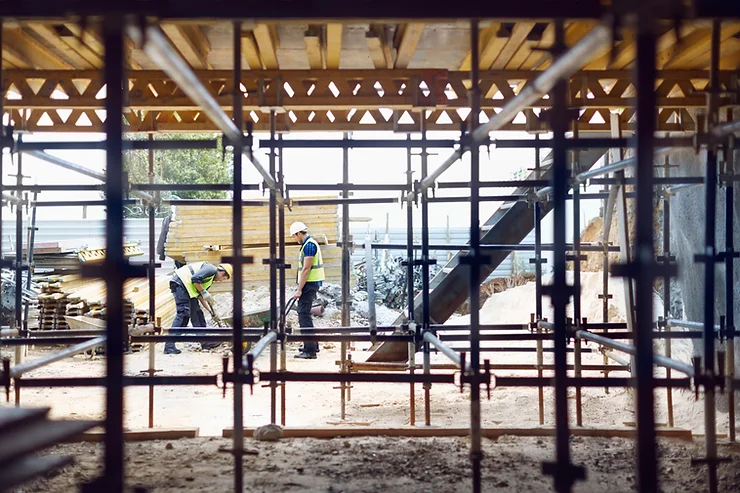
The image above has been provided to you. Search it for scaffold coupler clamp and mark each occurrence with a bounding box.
[529,313,537,332]
[656,316,667,331]
[220,355,229,398]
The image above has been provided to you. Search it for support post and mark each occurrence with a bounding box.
[420,116,432,428]
[662,152,675,428]
[269,110,278,425]
[147,132,156,429]
[572,109,583,428]
[101,15,126,493]
[633,12,659,493]
[278,133,287,427]
[533,134,545,425]
[468,20,483,493]
[14,143,23,337]
[230,21,246,493]
[546,18,579,493]
[340,131,351,421]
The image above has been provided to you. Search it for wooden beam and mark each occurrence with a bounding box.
[2,27,73,69]
[661,24,740,69]
[305,25,324,69]
[56,26,104,68]
[519,23,554,70]
[537,21,598,70]
[505,22,548,70]
[394,22,424,69]
[241,33,263,70]
[490,22,535,70]
[65,427,200,443]
[161,24,211,69]
[719,40,740,70]
[252,24,279,69]
[25,24,95,69]
[325,23,342,70]
[64,23,140,70]
[2,45,31,68]
[365,29,386,69]
[224,426,693,441]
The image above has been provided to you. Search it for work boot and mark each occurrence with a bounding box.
[298,345,319,353]
[164,343,181,355]
[200,343,221,351]
[294,351,317,359]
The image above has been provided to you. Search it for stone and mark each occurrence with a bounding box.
[165,442,174,450]
[253,423,284,441]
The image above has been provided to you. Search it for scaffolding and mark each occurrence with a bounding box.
[0,4,739,493]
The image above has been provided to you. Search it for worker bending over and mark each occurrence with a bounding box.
[165,261,232,355]
[291,221,325,359]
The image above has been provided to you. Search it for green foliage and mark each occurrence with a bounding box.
[118,133,232,218]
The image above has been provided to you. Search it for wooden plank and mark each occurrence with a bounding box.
[365,29,386,69]
[252,24,279,69]
[394,22,424,69]
[223,426,692,441]
[241,33,263,70]
[161,24,211,69]
[325,23,342,70]
[64,427,200,442]
[490,22,536,70]
[3,27,74,69]
[305,25,324,70]
[25,24,96,69]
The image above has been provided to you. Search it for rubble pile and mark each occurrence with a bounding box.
[354,254,441,310]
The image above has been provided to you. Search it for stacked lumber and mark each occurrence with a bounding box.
[32,274,178,329]
[165,200,342,284]
[36,282,72,330]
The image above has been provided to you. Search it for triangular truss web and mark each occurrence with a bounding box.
[397,111,415,125]
[359,111,376,124]
[75,113,93,127]
[50,84,69,100]
[435,111,452,125]
[36,112,54,127]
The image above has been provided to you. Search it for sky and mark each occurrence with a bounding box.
[0,129,606,245]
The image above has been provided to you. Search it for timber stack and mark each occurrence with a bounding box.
[164,198,343,286]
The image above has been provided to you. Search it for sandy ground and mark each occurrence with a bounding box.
[13,436,740,493]
[4,275,736,492]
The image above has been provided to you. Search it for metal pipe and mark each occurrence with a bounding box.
[340,131,351,421]
[702,20,721,493]
[572,115,584,428]
[260,138,456,149]
[18,140,218,151]
[536,147,676,199]
[664,183,703,195]
[1,192,23,205]
[247,331,278,363]
[665,319,719,331]
[128,23,280,197]
[633,15,659,492]
[549,20,574,493]
[230,22,246,493]
[268,110,278,425]
[710,118,740,139]
[14,147,24,340]
[101,16,126,493]
[576,330,694,377]
[352,242,620,252]
[278,132,287,427]
[407,23,611,201]
[22,190,38,335]
[27,150,154,203]
[423,331,470,372]
[662,151,675,428]
[10,335,105,377]
[365,235,377,334]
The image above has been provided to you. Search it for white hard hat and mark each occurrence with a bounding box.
[289,221,308,235]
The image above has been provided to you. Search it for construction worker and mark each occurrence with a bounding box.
[165,261,233,355]
[290,221,325,359]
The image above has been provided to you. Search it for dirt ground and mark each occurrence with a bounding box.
[3,277,737,492]
[13,436,740,493]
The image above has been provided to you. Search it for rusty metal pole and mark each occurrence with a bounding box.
[147,132,156,429]
[340,131,351,420]
[269,110,278,425]
[278,133,287,427]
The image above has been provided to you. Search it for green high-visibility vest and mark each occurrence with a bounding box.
[174,261,215,298]
[299,237,325,283]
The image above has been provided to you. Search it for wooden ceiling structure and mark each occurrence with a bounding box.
[1,18,739,133]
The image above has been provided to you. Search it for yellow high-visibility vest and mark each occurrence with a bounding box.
[174,261,215,298]
[299,237,325,283]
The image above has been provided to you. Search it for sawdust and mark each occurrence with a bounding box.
[16,436,740,493]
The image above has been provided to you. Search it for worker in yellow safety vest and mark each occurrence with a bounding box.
[290,221,325,359]
[165,261,233,354]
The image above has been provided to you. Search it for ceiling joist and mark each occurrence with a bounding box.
[394,22,424,69]
[304,25,324,70]
[252,24,279,69]
[241,33,263,70]
[161,24,212,69]
[2,27,73,69]
[325,23,343,70]
[25,24,98,69]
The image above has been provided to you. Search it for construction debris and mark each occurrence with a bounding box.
[354,254,441,310]
[253,423,283,441]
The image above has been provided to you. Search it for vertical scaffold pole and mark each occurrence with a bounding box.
[278,132,287,427]
[269,110,278,425]
[341,131,351,420]
[231,20,246,493]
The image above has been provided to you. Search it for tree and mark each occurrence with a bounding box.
[116,133,232,218]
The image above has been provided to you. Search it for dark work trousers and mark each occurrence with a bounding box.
[298,283,320,354]
[165,281,206,352]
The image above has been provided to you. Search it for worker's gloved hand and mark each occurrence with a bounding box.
[201,290,214,305]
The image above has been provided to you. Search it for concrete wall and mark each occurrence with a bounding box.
[669,148,740,413]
